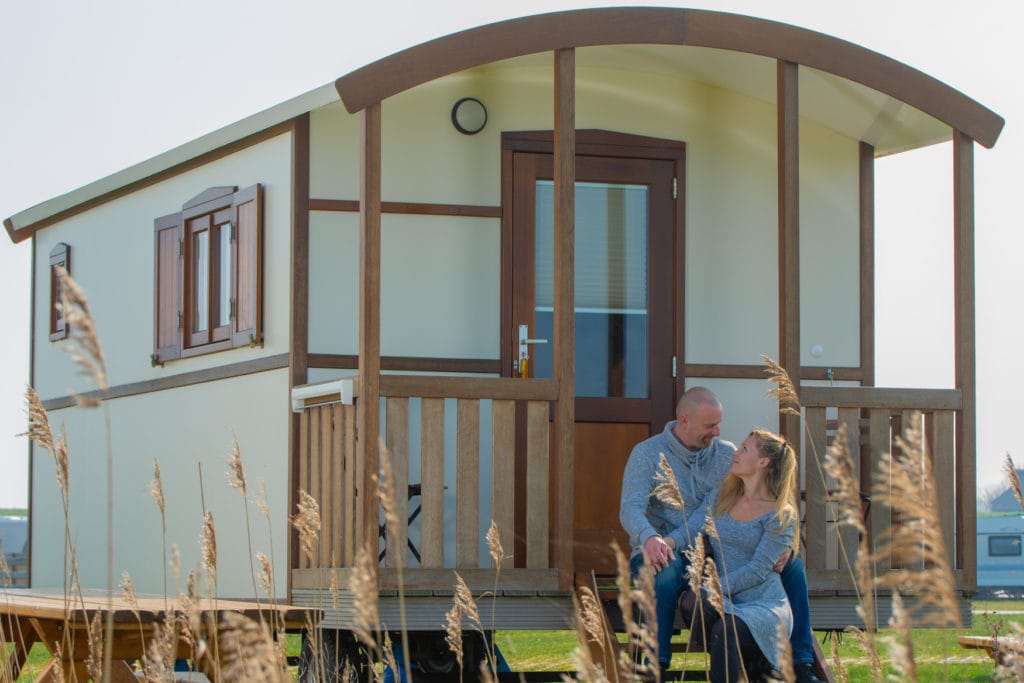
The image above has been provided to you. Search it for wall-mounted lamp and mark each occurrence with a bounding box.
[451,97,487,135]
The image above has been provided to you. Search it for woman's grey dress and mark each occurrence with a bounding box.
[686,490,795,670]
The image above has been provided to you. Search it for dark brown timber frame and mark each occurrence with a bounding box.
[333,8,1002,149]
[777,60,801,447]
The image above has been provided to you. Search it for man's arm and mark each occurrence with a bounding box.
[619,446,660,552]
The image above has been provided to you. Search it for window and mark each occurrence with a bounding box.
[49,243,70,341]
[153,184,263,363]
[989,535,1022,557]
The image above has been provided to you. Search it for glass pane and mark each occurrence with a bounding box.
[533,180,649,398]
[218,223,232,328]
[193,229,209,333]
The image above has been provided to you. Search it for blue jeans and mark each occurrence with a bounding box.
[780,555,814,665]
[631,551,814,667]
[630,551,689,666]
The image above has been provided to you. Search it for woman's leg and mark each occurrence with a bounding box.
[707,611,772,683]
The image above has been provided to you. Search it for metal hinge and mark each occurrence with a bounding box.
[672,355,677,378]
[177,311,183,330]
[177,239,183,257]
[229,222,236,241]
[672,178,678,200]
[229,299,236,320]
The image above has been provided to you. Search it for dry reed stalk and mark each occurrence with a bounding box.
[611,542,655,680]
[443,598,465,683]
[142,614,178,682]
[872,414,958,626]
[995,622,1024,681]
[653,452,685,512]
[216,611,289,682]
[1003,453,1024,512]
[773,619,794,682]
[829,634,849,683]
[884,592,917,682]
[149,458,169,610]
[200,511,218,593]
[257,552,274,600]
[375,439,415,683]
[292,489,321,565]
[761,355,800,416]
[568,590,611,683]
[55,266,107,393]
[824,424,880,666]
[350,538,382,676]
[226,437,263,611]
[253,481,280,624]
[85,610,104,683]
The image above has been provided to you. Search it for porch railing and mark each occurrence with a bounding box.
[291,375,561,592]
[799,386,965,592]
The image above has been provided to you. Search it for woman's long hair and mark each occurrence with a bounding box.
[714,429,800,552]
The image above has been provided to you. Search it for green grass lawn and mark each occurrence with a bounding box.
[6,602,1022,680]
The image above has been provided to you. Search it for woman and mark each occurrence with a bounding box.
[685,429,800,682]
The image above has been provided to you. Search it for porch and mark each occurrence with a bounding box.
[289,377,975,630]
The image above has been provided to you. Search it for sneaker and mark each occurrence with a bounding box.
[794,662,825,683]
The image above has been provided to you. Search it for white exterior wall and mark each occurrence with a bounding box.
[32,132,293,398]
[30,132,293,598]
[31,370,290,598]
[307,60,862,377]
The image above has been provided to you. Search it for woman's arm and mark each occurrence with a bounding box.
[720,515,796,595]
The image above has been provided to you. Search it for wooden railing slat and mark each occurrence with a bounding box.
[343,403,357,565]
[420,398,446,567]
[837,406,862,577]
[804,407,828,571]
[931,410,957,570]
[491,399,515,569]
[868,408,892,573]
[319,405,332,568]
[298,409,310,570]
[801,386,961,410]
[456,399,480,568]
[385,397,410,569]
[526,400,550,569]
[380,375,557,401]
[309,407,322,570]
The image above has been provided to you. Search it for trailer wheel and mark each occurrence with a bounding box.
[297,629,366,683]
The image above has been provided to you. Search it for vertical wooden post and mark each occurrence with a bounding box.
[777,60,801,447]
[287,113,310,592]
[953,129,977,590]
[553,48,576,589]
[859,141,875,388]
[359,103,382,582]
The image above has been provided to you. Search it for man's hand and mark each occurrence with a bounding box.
[773,547,793,573]
[643,535,675,573]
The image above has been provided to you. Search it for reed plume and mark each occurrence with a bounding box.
[149,458,169,609]
[872,413,958,626]
[292,489,321,564]
[200,511,218,591]
[55,266,107,393]
[216,611,289,682]
[1003,453,1023,512]
[762,354,800,416]
[653,452,685,512]
[774,619,794,683]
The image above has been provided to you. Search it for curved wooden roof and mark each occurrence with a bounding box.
[334,7,1003,149]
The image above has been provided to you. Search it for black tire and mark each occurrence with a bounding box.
[297,630,365,683]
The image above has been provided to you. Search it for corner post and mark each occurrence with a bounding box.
[777,60,801,446]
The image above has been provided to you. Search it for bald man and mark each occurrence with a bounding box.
[619,386,822,683]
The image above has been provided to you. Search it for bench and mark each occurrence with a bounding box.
[957,634,1022,665]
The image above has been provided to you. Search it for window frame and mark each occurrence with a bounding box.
[153,184,263,364]
[49,243,70,342]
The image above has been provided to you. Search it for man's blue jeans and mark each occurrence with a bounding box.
[629,551,689,666]
[630,551,814,667]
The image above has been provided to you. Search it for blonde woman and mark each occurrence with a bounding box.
[685,429,800,682]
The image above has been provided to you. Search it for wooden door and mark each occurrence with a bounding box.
[504,136,681,576]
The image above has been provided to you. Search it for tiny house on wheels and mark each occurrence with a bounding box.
[6,6,1003,677]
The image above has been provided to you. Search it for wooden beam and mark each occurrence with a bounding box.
[552,47,576,590]
[953,129,977,588]
[777,60,801,447]
[859,141,875,387]
[800,386,962,411]
[288,113,311,585]
[358,103,383,573]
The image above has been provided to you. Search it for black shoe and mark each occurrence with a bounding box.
[794,662,826,683]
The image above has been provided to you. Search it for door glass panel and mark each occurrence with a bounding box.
[533,180,649,398]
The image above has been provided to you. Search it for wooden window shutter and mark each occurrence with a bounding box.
[231,183,262,348]
[154,212,183,362]
[49,243,70,341]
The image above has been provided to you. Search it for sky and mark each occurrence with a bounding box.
[0,0,1019,508]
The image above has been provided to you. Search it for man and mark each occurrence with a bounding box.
[619,386,824,683]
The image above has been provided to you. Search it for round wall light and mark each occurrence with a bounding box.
[451,97,488,135]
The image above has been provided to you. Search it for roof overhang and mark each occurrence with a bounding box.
[335,7,1003,149]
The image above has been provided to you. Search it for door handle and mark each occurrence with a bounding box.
[517,324,548,377]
